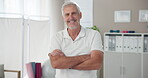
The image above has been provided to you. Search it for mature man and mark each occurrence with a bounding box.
[48,1,103,78]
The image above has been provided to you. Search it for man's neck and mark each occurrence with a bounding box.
[68,26,81,40]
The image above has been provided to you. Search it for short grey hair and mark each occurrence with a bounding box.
[61,1,81,16]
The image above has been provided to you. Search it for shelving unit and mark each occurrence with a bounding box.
[103,32,148,78]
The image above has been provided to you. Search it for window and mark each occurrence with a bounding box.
[0,0,49,20]
[0,0,4,12]
[70,0,93,27]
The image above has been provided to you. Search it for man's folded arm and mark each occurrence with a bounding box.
[49,51,90,69]
[71,50,103,70]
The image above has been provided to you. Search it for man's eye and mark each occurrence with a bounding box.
[65,14,69,17]
[72,12,76,15]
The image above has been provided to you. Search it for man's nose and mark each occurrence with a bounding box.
[69,14,74,19]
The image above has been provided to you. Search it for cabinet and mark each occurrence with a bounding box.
[122,53,141,78]
[104,52,122,78]
[143,54,148,78]
[103,33,148,78]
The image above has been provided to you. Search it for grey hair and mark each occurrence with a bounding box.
[61,1,81,16]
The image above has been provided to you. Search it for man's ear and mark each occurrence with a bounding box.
[62,16,66,22]
[80,12,82,19]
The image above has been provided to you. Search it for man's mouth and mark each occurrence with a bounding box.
[67,19,76,23]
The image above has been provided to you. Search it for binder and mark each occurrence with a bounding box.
[123,36,127,52]
[26,63,35,78]
[137,36,143,52]
[146,37,148,52]
[108,36,112,51]
[31,62,36,76]
[116,36,122,52]
[144,37,148,52]
[129,36,134,52]
[112,36,116,51]
[35,63,42,78]
[109,36,116,51]
[132,36,138,52]
[144,37,147,52]
[104,36,109,51]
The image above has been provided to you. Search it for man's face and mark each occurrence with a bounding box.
[63,5,82,29]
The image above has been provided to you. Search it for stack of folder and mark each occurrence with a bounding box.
[104,34,143,52]
[123,36,142,52]
[26,62,42,78]
[144,36,148,52]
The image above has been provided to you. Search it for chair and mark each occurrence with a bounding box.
[4,70,21,78]
[0,64,21,78]
[42,59,55,78]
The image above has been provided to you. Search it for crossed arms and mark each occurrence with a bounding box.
[48,49,103,70]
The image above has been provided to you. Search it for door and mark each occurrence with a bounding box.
[104,52,122,78]
[143,54,148,78]
[123,53,141,78]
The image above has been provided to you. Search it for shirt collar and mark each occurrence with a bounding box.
[63,26,86,39]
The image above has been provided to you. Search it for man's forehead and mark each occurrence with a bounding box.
[64,7,78,13]
[64,5,77,10]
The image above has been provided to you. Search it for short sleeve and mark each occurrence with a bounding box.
[49,34,62,53]
[90,32,104,52]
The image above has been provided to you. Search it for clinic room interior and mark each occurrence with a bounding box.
[0,0,148,78]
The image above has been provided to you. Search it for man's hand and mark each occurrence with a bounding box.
[49,49,65,56]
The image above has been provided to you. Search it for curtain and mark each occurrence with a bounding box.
[0,16,50,78]
[0,18,23,78]
[23,17,50,78]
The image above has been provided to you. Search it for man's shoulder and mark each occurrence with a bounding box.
[54,29,66,37]
[57,29,65,34]
[85,28,99,34]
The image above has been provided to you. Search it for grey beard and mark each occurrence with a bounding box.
[68,26,77,30]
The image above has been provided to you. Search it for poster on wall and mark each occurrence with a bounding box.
[114,10,131,23]
[139,10,148,22]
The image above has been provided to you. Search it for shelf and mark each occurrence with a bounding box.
[105,51,142,54]
[104,33,147,53]
[104,33,148,78]
[143,52,148,54]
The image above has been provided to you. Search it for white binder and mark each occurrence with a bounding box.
[123,36,130,52]
[137,36,143,52]
[104,36,109,51]
[132,36,138,52]
[112,36,116,51]
[116,36,122,52]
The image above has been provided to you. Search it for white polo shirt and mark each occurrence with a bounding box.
[49,26,103,78]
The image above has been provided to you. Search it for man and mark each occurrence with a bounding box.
[48,1,103,78]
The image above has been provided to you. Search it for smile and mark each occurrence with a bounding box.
[67,19,76,23]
